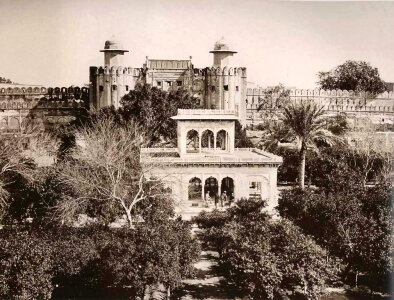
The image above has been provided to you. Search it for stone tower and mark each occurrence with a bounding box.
[202,39,247,123]
[89,40,140,110]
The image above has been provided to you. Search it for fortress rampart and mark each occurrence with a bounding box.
[0,85,88,133]
[246,88,394,124]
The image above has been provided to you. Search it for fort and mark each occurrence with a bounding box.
[0,38,393,134]
[0,39,393,212]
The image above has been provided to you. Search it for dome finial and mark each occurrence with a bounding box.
[210,37,237,54]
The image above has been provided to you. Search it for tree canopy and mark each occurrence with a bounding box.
[120,84,201,146]
[193,198,338,299]
[317,60,387,94]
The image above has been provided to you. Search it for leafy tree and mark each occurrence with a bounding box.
[0,227,99,300]
[96,220,199,299]
[0,127,59,224]
[326,114,349,136]
[194,198,338,299]
[317,60,386,94]
[278,185,393,291]
[234,120,253,148]
[121,84,201,146]
[0,229,54,300]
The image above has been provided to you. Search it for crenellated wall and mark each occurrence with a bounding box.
[192,66,247,122]
[246,88,394,124]
[0,85,88,132]
[89,66,142,110]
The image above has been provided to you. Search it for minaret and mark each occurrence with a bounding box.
[100,40,129,67]
[209,38,237,68]
[206,39,246,114]
[90,40,139,111]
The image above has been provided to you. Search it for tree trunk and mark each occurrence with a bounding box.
[125,209,133,229]
[298,142,306,190]
[167,286,171,299]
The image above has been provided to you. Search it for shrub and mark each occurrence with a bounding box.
[0,226,104,299]
[278,185,393,291]
[194,198,338,299]
[0,229,54,300]
[93,220,200,298]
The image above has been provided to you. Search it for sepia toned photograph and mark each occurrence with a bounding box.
[0,0,393,299]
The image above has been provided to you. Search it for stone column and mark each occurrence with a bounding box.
[201,175,205,201]
[217,176,221,197]
[199,130,202,153]
[214,131,217,151]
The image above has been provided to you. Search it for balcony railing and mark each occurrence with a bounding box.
[140,147,178,153]
[177,109,237,116]
[140,155,280,164]
[140,147,282,164]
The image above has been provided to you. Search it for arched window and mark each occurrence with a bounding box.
[216,130,228,151]
[186,130,199,153]
[0,118,7,130]
[201,130,214,152]
[188,177,202,201]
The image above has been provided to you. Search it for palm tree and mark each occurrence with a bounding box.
[281,101,336,189]
[260,100,337,189]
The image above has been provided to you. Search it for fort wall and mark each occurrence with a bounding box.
[0,85,88,132]
[246,88,394,124]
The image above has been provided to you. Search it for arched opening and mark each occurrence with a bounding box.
[0,118,7,130]
[186,130,199,153]
[216,130,228,151]
[221,177,234,201]
[201,130,214,152]
[204,177,218,200]
[8,118,20,131]
[188,177,202,201]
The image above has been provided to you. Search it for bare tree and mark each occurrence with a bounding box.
[347,124,393,186]
[55,116,171,227]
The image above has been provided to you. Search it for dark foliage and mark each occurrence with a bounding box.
[0,222,200,300]
[234,120,253,148]
[121,84,201,146]
[317,60,387,94]
[193,198,338,299]
[278,184,393,292]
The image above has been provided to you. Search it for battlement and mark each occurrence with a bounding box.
[193,67,247,77]
[90,66,142,76]
[0,85,88,97]
[246,88,394,99]
[246,88,394,124]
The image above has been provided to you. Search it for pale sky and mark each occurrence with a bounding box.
[1,0,394,89]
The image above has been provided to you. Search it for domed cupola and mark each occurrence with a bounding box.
[210,38,237,68]
[100,39,129,67]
